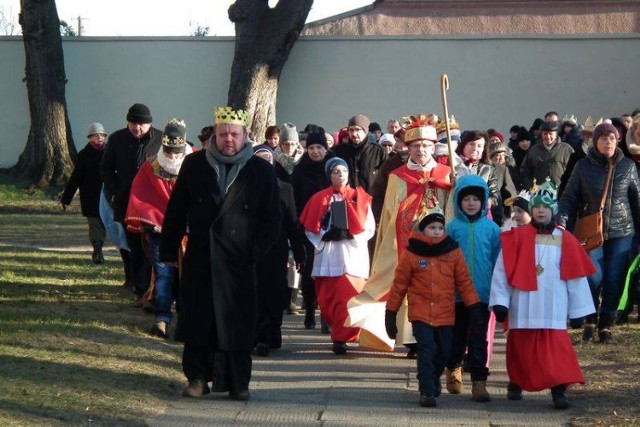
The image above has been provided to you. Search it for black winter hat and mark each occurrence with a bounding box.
[306,132,329,150]
[515,128,531,143]
[418,213,445,231]
[369,122,382,133]
[540,121,560,132]
[126,103,153,124]
[457,186,485,207]
[510,125,521,133]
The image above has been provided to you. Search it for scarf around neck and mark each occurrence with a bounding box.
[205,141,253,198]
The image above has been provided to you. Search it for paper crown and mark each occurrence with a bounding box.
[436,115,461,142]
[581,116,604,133]
[161,118,187,151]
[504,184,536,207]
[402,113,438,144]
[529,177,558,214]
[562,114,578,126]
[214,107,248,126]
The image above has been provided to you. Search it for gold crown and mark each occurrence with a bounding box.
[436,115,460,134]
[162,135,186,147]
[167,118,186,128]
[214,107,248,126]
[402,113,439,143]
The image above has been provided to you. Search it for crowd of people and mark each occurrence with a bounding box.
[60,103,640,408]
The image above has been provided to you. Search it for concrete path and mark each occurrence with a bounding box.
[150,315,572,426]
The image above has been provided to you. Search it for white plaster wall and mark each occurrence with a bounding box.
[0,35,638,167]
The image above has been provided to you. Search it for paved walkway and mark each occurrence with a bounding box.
[151,315,572,426]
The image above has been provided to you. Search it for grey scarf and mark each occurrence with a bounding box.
[205,141,253,199]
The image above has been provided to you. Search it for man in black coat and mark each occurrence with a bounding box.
[160,107,281,401]
[332,114,387,194]
[100,103,162,300]
[61,122,108,264]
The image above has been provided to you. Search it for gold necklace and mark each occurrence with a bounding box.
[535,234,555,276]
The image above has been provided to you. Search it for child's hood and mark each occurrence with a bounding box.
[452,174,490,221]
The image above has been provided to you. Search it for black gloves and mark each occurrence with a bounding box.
[492,305,508,323]
[385,310,398,340]
[569,317,585,329]
[321,227,354,241]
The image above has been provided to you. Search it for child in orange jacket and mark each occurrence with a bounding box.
[385,213,481,407]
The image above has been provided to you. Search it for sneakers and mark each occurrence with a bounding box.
[551,385,570,409]
[332,342,347,355]
[419,394,437,407]
[507,382,523,401]
[598,328,612,344]
[445,367,463,394]
[182,379,210,397]
[149,321,167,338]
[471,380,491,402]
[582,324,595,342]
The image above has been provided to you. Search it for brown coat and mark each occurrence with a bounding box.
[387,230,479,326]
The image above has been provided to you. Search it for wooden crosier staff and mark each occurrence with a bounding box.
[440,73,457,186]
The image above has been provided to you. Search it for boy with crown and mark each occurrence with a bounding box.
[126,118,192,336]
[489,178,596,409]
[160,107,281,401]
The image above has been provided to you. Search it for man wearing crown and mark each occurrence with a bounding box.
[160,107,281,401]
[346,114,454,354]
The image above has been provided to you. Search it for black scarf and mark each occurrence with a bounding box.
[406,235,459,257]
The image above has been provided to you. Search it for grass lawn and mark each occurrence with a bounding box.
[0,177,184,425]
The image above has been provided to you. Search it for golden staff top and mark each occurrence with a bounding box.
[440,74,457,185]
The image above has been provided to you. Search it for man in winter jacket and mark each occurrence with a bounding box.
[519,121,574,193]
[100,103,162,301]
[332,114,387,194]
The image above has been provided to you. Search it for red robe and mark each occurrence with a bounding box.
[125,160,176,233]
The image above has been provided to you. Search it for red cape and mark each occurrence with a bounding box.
[125,161,176,233]
[500,224,596,291]
[300,185,371,235]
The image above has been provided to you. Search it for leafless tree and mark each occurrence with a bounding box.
[0,5,18,35]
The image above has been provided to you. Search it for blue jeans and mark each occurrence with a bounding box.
[588,235,633,317]
[412,321,452,396]
[148,234,175,324]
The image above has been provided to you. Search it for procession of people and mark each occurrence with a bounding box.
[61,102,640,408]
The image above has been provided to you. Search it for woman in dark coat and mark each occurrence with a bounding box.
[558,123,640,344]
[160,117,281,400]
[290,132,335,330]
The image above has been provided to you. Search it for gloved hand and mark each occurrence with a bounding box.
[492,305,508,323]
[569,317,585,329]
[385,309,398,340]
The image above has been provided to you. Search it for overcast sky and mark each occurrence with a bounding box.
[0,0,372,36]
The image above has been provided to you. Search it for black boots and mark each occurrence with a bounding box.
[551,385,570,409]
[91,240,104,264]
[507,382,523,400]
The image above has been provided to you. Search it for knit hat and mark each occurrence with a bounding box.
[325,157,348,180]
[487,129,505,143]
[306,132,329,150]
[515,128,531,143]
[458,186,484,204]
[369,122,382,133]
[488,142,507,159]
[126,103,153,124]
[592,122,620,143]
[253,144,274,164]
[510,125,521,133]
[161,118,187,153]
[279,123,299,144]
[504,189,533,214]
[540,121,560,132]
[418,212,446,231]
[348,114,370,132]
[529,178,558,215]
[338,128,349,144]
[378,133,395,147]
[87,122,107,137]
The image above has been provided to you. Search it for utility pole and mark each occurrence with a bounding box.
[76,15,87,36]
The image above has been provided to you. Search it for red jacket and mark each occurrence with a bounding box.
[387,230,479,326]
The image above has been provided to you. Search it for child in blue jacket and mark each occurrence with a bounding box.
[444,174,501,402]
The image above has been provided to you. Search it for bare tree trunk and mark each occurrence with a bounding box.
[227,0,313,141]
[13,0,76,188]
